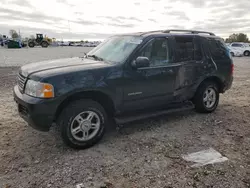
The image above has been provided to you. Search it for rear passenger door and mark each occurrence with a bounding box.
[172,36,204,100]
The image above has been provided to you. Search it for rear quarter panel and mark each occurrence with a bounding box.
[201,37,233,86]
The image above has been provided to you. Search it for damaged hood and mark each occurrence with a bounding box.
[20,57,111,77]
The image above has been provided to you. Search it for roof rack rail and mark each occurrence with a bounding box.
[163,29,215,36]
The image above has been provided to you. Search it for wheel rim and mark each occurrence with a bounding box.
[203,87,217,109]
[70,111,101,141]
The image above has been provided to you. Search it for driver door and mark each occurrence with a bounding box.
[122,37,179,111]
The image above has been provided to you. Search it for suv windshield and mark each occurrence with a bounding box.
[87,35,143,63]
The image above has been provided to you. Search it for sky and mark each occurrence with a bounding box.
[0,0,250,41]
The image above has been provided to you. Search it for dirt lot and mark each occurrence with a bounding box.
[0,47,91,67]
[0,50,250,188]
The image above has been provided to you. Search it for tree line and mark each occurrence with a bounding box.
[225,33,249,43]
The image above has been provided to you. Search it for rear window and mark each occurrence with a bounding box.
[208,39,229,60]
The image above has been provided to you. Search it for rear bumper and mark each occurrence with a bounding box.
[222,76,233,92]
[13,85,58,131]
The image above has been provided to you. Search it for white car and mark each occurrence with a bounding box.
[57,41,70,46]
[228,42,250,56]
[229,48,244,57]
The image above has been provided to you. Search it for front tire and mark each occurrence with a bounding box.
[41,41,49,48]
[193,82,219,113]
[244,51,250,56]
[57,99,107,149]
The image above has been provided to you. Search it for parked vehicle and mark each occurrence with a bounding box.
[7,39,22,48]
[75,42,84,47]
[229,48,244,57]
[58,41,70,46]
[14,30,233,149]
[83,42,92,47]
[28,34,50,48]
[0,35,8,47]
[228,42,250,56]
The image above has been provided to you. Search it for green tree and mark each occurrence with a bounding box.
[9,29,19,38]
[225,33,249,43]
[237,33,249,42]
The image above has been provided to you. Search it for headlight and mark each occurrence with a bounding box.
[25,80,54,98]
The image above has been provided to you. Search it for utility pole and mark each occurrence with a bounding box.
[18,29,21,39]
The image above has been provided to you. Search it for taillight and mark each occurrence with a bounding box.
[231,64,234,75]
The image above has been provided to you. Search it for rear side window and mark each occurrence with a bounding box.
[174,36,202,62]
[208,39,229,60]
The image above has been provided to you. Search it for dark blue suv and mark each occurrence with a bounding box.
[14,30,233,149]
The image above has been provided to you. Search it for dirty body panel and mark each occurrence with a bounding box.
[13,31,233,132]
[172,36,219,101]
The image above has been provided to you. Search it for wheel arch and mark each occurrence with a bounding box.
[244,50,250,55]
[41,40,49,44]
[196,76,224,93]
[54,90,116,121]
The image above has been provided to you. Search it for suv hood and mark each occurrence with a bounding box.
[20,57,110,77]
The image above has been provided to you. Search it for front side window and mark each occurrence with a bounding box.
[138,38,172,67]
[87,35,143,63]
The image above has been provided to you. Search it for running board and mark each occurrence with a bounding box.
[115,102,194,125]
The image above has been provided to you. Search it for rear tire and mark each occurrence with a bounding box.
[193,82,219,113]
[244,51,250,56]
[57,99,107,149]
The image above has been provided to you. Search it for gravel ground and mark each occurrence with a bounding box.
[0,48,250,188]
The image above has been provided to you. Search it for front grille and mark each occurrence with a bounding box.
[17,73,27,92]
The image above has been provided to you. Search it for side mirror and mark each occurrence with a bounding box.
[132,56,150,68]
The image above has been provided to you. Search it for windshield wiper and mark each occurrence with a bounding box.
[87,54,104,61]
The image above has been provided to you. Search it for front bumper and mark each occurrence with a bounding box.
[13,85,58,131]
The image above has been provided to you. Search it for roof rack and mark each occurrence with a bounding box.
[163,29,215,36]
